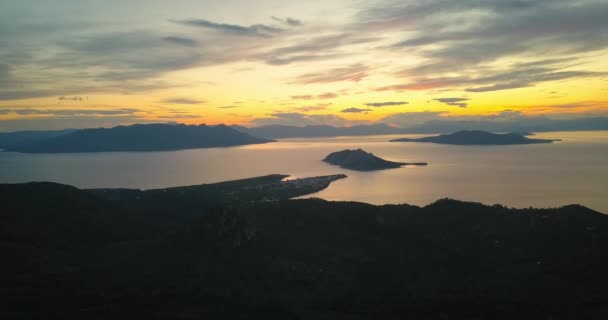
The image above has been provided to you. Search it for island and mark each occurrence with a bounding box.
[323,149,427,171]
[2,176,607,319]
[4,123,274,153]
[390,130,559,145]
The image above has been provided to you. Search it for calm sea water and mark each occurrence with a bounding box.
[1,131,607,212]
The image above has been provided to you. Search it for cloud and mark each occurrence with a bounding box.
[360,1,608,91]
[250,112,362,127]
[218,105,239,109]
[0,10,376,101]
[263,33,378,65]
[0,25,278,100]
[2,0,606,107]
[291,92,339,100]
[0,116,151,132]
[0,108,139,116]
[162,36,198,47]
[465,82,528,93]
[295,103,332,112]
[291,95,313,100]
[365,101,408,107]
[291,64,368,84]
[0,63,12,86]
[434,98,469,108]
[58,96,85,101]
[264,54,342,66]
[270,16,303,27]
[341,107,372,113]
[162,98,206,105]
[379,59,604,93]
[380,111,447,128]
[173,18,283,37]
[0,30,206,100]
[318,92,339,99]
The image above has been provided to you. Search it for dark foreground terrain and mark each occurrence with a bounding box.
[2,175,608,319]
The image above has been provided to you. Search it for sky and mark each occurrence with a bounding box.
[0,0,607,131]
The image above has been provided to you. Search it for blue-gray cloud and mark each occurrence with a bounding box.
[264,33,378,65]
[0,108,139,116]
[271,16,303,27]
[378,59,605,93]
[291,92,339,100]
[365,101,408,107]
[295,103,331,112]
[291,64,368,84]
[434,98,469,108]
[58,96,85,101]
[341,107,372,113]
[173,18,283,37]
[162,98,206,105]
[361,0,608,91]
[162,36,198,47]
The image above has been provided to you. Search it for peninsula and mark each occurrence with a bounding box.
[4,123,273,153]
[324,149,427,171]
[390,130,559,145]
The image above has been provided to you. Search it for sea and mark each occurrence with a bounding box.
[1,131,607,213]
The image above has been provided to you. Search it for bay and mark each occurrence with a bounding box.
[1,131,606,212]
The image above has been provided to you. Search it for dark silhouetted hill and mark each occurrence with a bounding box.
[5,123,273,153]
[391,130,559,145]
[2,176,607,319]
[0,129,75,149]
[324,149,427,171]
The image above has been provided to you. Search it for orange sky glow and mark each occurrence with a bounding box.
[1,0,607,131]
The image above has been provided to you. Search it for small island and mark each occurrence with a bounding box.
[390,130,559,145]
[323,149,427,171]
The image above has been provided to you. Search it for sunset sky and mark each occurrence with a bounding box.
[1,0,607,131]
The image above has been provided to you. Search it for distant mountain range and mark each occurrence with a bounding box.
[3,123,272,153]
[391,130,559,145]
[402,116,608,134]
[1,116,606,150]
[232,123,406,139]
[233,117,608,139]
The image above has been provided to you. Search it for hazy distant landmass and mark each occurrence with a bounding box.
[391,130,559,145]
[324,149,427,171]
[4,123,273,153]
[0,129,76,149]
[1,116,606,144]
[233,123,405,139]
[232,117,608,139]
[402,116,608,134]
[2,175,607,319]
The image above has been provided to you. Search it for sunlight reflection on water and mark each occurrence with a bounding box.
[1,131,607,212]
